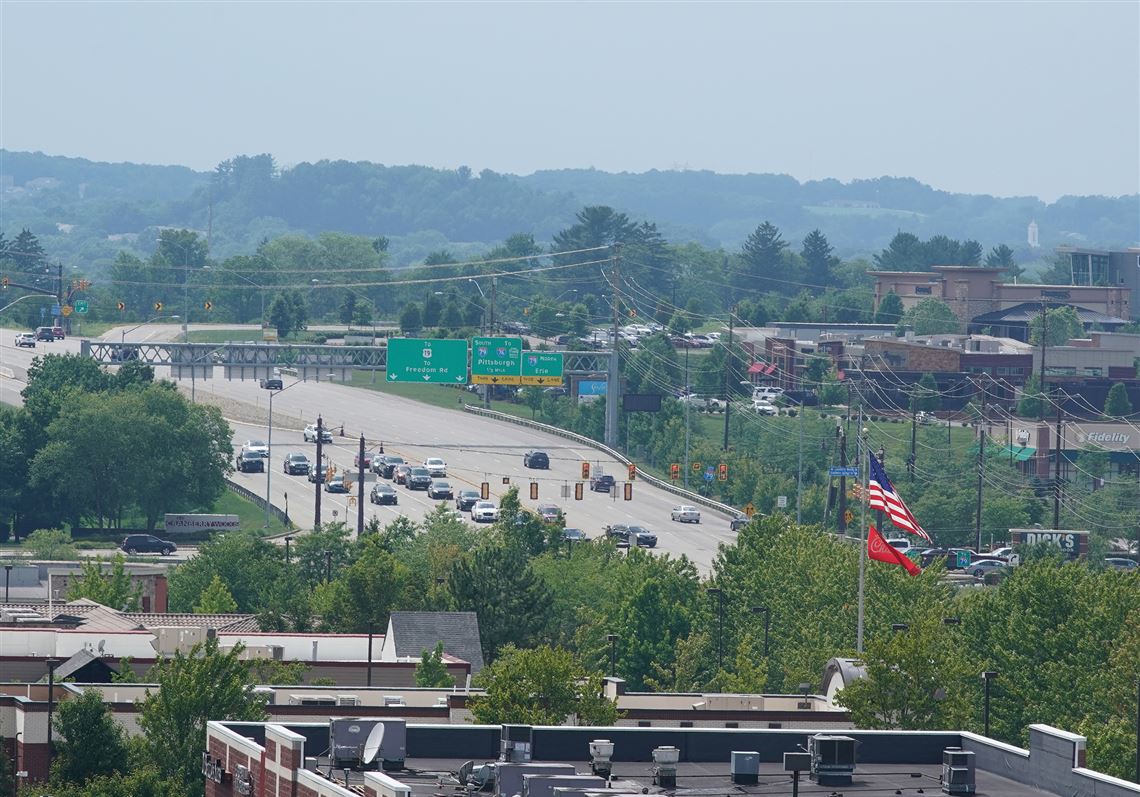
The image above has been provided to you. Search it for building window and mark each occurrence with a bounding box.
[679,721,694,728]
[768,723,782,729]
[725,722,739,729]
[997,367,1010,376]
[637,720,651,728]
[915,286,932,295]
[1011,368,1024,375]
[1084,368,1103,377]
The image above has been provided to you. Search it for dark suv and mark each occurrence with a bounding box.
[260,377,284,390]
[590,474,616,492]
[523,450,550,469]
[406,467,432,490]
[121,534,177,556]
[236,450,265,473]
[283,453,311,475]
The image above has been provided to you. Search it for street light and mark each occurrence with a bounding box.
[982,670,998,737]
[706,587,725,671]
[266,379,304,527]
[283,535,293,564]
[120,314,180,345]
[750,606,770,657]
[605,633,619,677]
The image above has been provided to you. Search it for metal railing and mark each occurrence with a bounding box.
[226,480,292,528]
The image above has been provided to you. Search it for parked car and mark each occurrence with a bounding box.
[1105,557,1138,570]
[428,479,454,499]
[121,534,177,556]
[751,400,778,416]
[35,326,55,342]
[536,504,563,523]
[561,528,589,543]
[14,332,35,348]
[752,386,785,401]
[523,450,550,469]
[671,505,701,523]
[370,482,398,505]
[393,464,412,485]
[471,500,500,523]
[374,455,406,478]
[455,489,481,511]
[354,452,374,470]
[423,457,448,477]
[968,559,1008,578]
[406,467,432,490]
[236,450,265,473]
[590,473,616,492]
[303,424,333,443]
[243,440,269,458]
[324,474,349,493]
[260,377,283,390]
[283,453,311,475]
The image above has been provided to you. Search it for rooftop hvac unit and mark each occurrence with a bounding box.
[522,775,607,797]
[501,725,533,763]
[729,751,759,785]
[808,734,856,786]
[494,764,576,797]
[251,687,275,705]
[337,695,360,707]
[588,739,613,778]
[652,746,680,789]
[383,695,406,707]
[329,718,407,771]
[941,748,976,795]
[297,695,335,706]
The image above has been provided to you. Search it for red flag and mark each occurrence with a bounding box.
[868,524,921,576]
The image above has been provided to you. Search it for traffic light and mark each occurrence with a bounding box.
[623,482,633,501]
[154,301,163,311]
[480,481,490,500]
[627,463,637,481]
[717,463,729,481]
[581,462,590,480]
[1,276,8,288]
[529,482,539,500]
[574,483,583,500]
[116,301,125,311]
[669,463,680,480]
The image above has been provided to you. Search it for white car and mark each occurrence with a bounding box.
[470,501,499,523]
[303,424,333,443]
[752,400,778,416]
[752,386,785,400]
[424,457,448,477]
[14,333,36,348]
[671,505,701,523]
[243,440,269,458]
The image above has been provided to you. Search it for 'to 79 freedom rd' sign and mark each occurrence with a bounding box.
[386,338,469,383]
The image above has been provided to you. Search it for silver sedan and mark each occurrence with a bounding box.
[671,505,701,523]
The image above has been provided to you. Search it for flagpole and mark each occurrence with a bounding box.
[857,406,868,654]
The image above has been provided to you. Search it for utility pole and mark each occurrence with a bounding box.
[856,408,867,653]
[975,378,987,553]
[357,433,366,536]
[684,345,691,489]
[1053,399,1063,529]
[909,394,917,481]
[489,277,497,334]
[1038,300,1048,397]
[837,423,848,535]
[723,310,733,452]
[604,243,622,448]
[796,398,804,524]
[315,415,324,527]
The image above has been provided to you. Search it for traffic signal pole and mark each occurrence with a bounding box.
[314,415,324,528]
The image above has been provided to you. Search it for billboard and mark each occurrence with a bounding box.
[623,393,663,412]
[577,380,608,396]
[164,514,241,534]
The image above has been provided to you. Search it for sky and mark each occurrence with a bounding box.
[1,2,1138,202]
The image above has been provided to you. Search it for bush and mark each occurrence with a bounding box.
[24,529,79,560]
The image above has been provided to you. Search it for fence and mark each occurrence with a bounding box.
[460,404,743,518]
[227,480,293,529]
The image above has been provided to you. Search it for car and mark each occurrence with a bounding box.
[324,474,349,493]
[260,377,284,390]
[406,467,432,490]
[303,424,333,443]
[236,450,265,473]
[561,528,589,543]
[536,504,563,523]
[374,455,406,478]
[393,464,412,485]
[423,458,448,477]
[283,453,311,475]
[1105,557,1138,570]
[916,410,936,425]
[967,559,1008,578]
[523,450,550,469]
[751,400,778,416]
[35,326,55,342]
[243,440,269,458]
[307,465,327,484]
[428,479,454,499]
[370,482,398,505]
[626,525,658,548]
[752,386,785,400]
[354,452,374,470]
[455,489,481,511]
[590,474,616,492]
[605,523,657,548]
[121,534,177,556]
[887,538,912,553]
[14,333,35,348]
[543,386,570,397]
[671,505,701,523]
[471,501,500,523]
[730,516,750,532]
[987,546,1015,561]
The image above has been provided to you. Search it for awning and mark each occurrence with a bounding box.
[747,362,768,375]
[765,363,778,375]
[986,443,1036,462]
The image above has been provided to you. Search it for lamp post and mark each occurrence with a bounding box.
[266,379,303,527]
[46,658,60,773]
[706,587,725,671]
[750,606,770,657]
[4,564,12,603]
[120,313,180,345]
[982,670,998,737]
[605,634,619,677]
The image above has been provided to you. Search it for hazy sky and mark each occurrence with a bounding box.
[2,2,1137,201]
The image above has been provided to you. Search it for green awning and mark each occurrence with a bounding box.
[990,444,1036,462]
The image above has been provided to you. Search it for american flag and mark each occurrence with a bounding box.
[867,452,931,542]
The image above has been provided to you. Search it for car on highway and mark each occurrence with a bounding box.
[236,450,265,473]
[52,325,64,340]
[406,467,432,490]
[260,377,284,390]
[423,457,448,477]
[730,516,750,532]
[393,464,412,485]
[283,453,311,475]
[968,559,1008,578]
[35,326,55,342]
[471,500,500,523]
[370,482,398,505]
[120,534,177,556]
[307,465,326,484]
[355,452,374,470]
[671,505,701,523]
[536,504,563,523]
[324,474,349,493]
[14,332,35,348]
[523,450,550,469]
[243,440,269,458]
[303,424,333,443]
[1105,557,1138,570]
[590,473,616,492]
[374,455,406,478]
[428,479,454,499]
[561,528,589,543]
[605,523,657,548]
[455,489,481,511]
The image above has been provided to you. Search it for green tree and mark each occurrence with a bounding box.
[1017,374,1045,419]
[137,638,266,793]
[902,298,960,335]
[1029,304,1082,346]
[52,688,129,785]
[399,302,423,333]
[415,641,455,687]
[911,373,941,412]
[67,555,142,610]
[316,535,409,632]
[469,645,620,726]
[873,232,926,271]
[985,244,1022,281]
[44,767,181,797]
[1103,382,1133,417]
[167,532,284,613]
[874,291,904,325]
[193,575,238,614]
[739,221,788,291]
[801,229,836,287]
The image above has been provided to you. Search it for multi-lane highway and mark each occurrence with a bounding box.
[0,325,738,570]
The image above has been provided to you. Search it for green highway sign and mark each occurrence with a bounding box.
[386,338,469,384]
[520,351,564,386]
[471,336,523,385]
[74,300,89,314]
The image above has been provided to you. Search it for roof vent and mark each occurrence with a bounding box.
[652,746,679,789]
[808,734,856,786]
[588,739,613,778]
[730,751,759,785]
[941,748,976,794]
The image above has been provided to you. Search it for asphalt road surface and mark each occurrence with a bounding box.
[1,325,738,571]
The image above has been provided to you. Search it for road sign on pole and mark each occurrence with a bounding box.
[520,351,564,386]
[386,338,469,384]
[60,305,73,317]
[471,336,523,385]
[74,300,89,314]
[703,466,715,482]
[743,502,756,517]
[829,466,859,477]
[777,495,788,508]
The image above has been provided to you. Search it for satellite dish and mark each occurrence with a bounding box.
[361,723,385,765]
